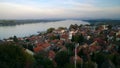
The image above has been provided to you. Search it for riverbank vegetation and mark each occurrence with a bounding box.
[0,19,64,26]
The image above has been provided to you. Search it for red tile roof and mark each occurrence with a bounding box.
[51,39,59,43]
[33,46,44,53]
[42,43,50,48]
[34,43,50,53]
[70,55,82,63]
[48,50,55,59]
[89,45,101,52]
[89,46,96,52]
[94,38,104,44]
[61,34,68,39]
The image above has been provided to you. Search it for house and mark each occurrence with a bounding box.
[58,46,67,52]
[33,46,44,53]
[94,38,105,45]
[116,32,120,41]
[60,33,68,41]
[89,41,101,52]
[116,34,120,41]
[42,43,50,48]
[33,42,51,53]
[70,55,82,64]
[48,50,55,60]
[43,43,51,51]
[102,25,108,30]
[51,39,59,44]
[5,39,13,42]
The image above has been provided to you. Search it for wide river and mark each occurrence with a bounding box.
[0,20,89,40]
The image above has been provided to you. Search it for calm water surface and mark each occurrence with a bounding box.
[0,20,89,39]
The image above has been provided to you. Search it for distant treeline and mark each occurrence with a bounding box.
[83,19,120,25]
[0,19,64,26]
[0,19,120,26]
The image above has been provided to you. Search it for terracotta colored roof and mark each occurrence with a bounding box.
[59,46,67,52]
[42,43,50,48]
[34,43,50,53]
[18,38,23,40]
[70,55,82,63]
[51,39,58,43]
[59,40,63,42]
[33,46,44,53]
[36,43,43,47]
[89,46,96,52]
[89,45,101,52]
[28,36,40,41]
[48,50,55,59]
[96,46,101,50]
[81,31,86,35]
[94,38,104,44]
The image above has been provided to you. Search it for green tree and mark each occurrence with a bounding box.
[0,43,34,68]
[71,33,84,44]
[55,51,70,67]
[92,52,106,68]
[65,42,75,56]
[50,35,57,40]
[69,24,78,30]
[107,25,113,30]
[13,35,18,42]
[113,54,120,68]
[47,28,55,33]
[58,27,66,30]
[64,63,74,68]
[83,61,96,68]
[34,54,54,68]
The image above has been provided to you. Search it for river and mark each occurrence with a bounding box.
[0,20,89,40]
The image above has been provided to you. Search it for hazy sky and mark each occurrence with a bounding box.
[0,0,120,19]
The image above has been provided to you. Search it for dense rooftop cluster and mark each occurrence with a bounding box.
[0,24,120,68]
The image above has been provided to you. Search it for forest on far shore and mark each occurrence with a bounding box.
[0,19,120,26]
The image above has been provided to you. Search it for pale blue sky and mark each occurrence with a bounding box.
[0,0,120,19]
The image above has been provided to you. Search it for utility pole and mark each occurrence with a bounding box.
[75,43,79,68]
